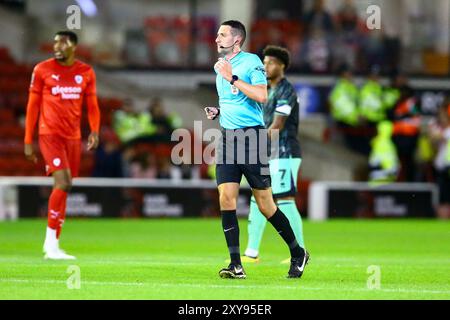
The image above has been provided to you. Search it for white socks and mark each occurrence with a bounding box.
[44,227,59,251]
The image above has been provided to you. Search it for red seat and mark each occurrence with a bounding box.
[154,143,173,157]
[144,16,169,29]
[0,108,15,122]
[98,97,123,110]
[0,47,14,63]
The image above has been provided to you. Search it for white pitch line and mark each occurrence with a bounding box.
[1,278,449,295]
[1,257,449,268]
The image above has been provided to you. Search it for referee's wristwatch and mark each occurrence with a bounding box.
[230,75,239,85]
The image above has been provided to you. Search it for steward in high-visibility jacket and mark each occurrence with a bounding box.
[368,121,399,184]
[113,109,156,144]
[360,66,386,124]
[391,98,421,137]
[329,70,359,126]
[329,66,370,155]
[385,75,420,137]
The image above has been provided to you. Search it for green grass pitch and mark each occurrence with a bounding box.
[0,218,449,300]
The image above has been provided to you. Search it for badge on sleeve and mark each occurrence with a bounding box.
[75,75,83,84]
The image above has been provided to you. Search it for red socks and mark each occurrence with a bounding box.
[47,188,68,239]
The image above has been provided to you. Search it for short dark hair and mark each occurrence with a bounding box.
[221,20,246,46]
[263,45,290,70]
[55,31,78,45]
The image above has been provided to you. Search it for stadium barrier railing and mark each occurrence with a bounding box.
[0,177,252,221]
[1,178,440,221]
[308,181,439,221]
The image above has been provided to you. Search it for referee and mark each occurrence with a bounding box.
[205,20,309,279]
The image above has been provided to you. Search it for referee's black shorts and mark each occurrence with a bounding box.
[216,125,271,190]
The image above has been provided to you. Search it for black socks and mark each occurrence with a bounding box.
[221,210,241,265]
[268,208,304,259]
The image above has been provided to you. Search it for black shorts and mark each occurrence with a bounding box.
[216,126,271,190]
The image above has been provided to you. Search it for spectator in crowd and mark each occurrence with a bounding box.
[335,0,362,34]
[299,26,332,73]
[92,128,124,178]
[176,162,201,180]
[156,156,175,179]
[148,97,182,142]
[385,74,421,182]
[129,153,158,179]
[303,0,335,33]
[332,32,360,73]
[360,29,387,73]
[332,0,364,72]
[428,100,450,219]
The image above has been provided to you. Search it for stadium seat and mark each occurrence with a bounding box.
[0,47,14,63]
[0,124,23,139]
[0,140,23,156]
[0,109,15,122]
[154,143,173,157]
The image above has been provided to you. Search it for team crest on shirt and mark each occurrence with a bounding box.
[53,158,61,167]
[75,75,83,84]
[231,85,239,95]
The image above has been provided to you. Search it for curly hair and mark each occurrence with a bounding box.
[263,45,290,70]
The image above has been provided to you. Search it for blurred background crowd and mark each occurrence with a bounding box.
[0,0,449,215]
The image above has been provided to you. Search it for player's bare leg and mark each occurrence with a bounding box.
[218,182,239,211]
[43,169,75,260]
[218,183,246,279]
[252,188,277,219]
